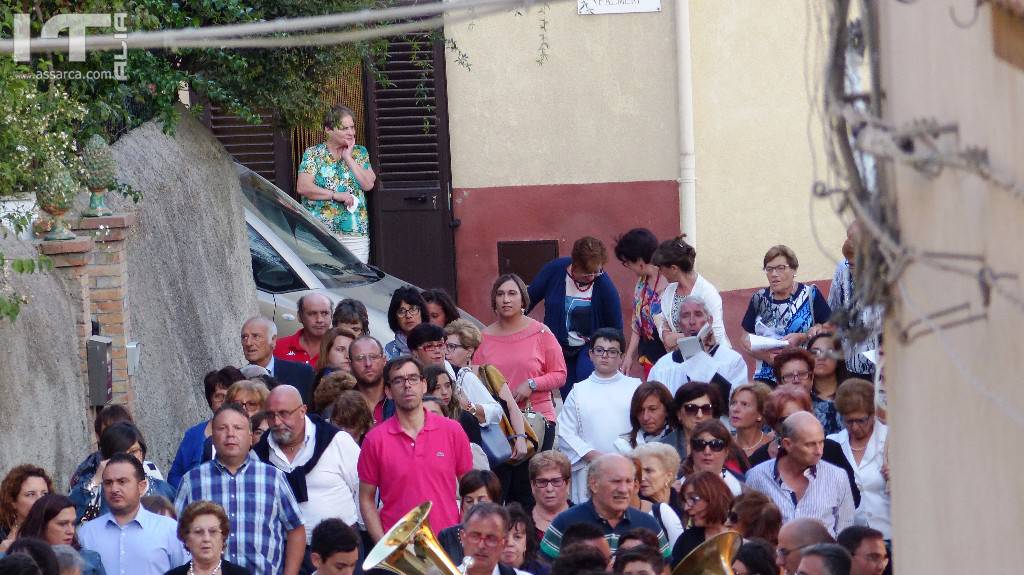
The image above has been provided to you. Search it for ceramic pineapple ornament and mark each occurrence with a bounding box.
[80,134,116,217]
[36,160,79,240]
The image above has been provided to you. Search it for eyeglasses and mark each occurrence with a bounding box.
[236,400,262,410]
[764,264,791,274]
[462,531,504,547]
[809,347,836,358]
[844,415,872,427]
[591,347,622,357]
[682,403,714,416]
[389,374,424,388]
[781,370,811,383]
[854,552,889,564]
[396,306,421,318]
[690,438,727,452]
[683,494,704,506]
[265,405,303,421]
[418,342,444,353]
[352,353,383,363]
[126,446,144,460]
[532,477,567,488]
[188,527,223,538]
[445,342,467,352]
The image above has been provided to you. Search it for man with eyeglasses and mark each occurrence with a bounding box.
[837,526,889,575]
[459,502,528,575]
[357,356,473,541]
[747,412,854,538]
[539,454,670,561]
[252,386,361,557]
[774,518,835,575]
[242,316,315,406]
[647,295,747,398]
[555,328,641,503]
[176,403,306,575]
[349,335,394,426]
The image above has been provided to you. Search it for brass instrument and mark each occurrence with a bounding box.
[670,530,742,575]
[363,502,462,575]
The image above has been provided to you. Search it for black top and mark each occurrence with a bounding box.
[458,411,483,445]
[747,438,861,508]
[670,526,706,566]
[164,560,250,575]
[437,523,465,566]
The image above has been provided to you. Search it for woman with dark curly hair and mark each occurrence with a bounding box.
[384,287,427,359]
[20,494,104,575]
[0,465,53,552]
[503,503,549,575]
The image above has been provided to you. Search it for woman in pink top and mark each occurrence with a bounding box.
[475,273,566,506]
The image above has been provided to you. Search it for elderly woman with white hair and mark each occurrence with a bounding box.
[633,443,684,546]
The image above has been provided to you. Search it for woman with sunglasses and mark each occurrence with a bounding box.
[651,235,729,352]
[680,420,745,496]
[671,471,735,566]
[524,236,623,397]
[671,382,723,462]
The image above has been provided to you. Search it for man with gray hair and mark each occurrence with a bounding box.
[747,412,854,536]
[241,316,315,405]
[539,454,670,560]
[648,295,747,396]
[798,543,852,575]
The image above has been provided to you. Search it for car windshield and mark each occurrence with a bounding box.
[238,167,379,288]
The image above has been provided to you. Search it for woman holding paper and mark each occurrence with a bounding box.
[739,245,831,384]
[296,104,377,262]
[651,235,729,351]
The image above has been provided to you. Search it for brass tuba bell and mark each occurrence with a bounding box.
[363,502,462,575]
[670,530,742,575]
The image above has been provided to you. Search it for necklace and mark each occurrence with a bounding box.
[850,445,867,452]
[188,562,222,575]
[737,430,765,451]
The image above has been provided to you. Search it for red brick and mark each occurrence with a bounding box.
[87,264,125,277]
[38,237,94,255]
[90,288,123,302]
[94,300,122,312]
[72,214,136,231]
[51,254,90,268]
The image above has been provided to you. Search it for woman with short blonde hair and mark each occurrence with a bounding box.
[225,380,270,417]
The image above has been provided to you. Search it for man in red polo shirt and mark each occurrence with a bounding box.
[357,356,473,540]
[274,292,333,366]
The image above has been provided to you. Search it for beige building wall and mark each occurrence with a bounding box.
[689,2,846,290]
[443,1,680,188]
[880,3,1024,572]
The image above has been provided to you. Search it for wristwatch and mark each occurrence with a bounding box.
[468,403,478,416]
[527,378,537,391]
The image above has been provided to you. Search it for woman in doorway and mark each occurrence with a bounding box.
[296,105,377,263]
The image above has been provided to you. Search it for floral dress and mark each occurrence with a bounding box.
[298,143,372,238]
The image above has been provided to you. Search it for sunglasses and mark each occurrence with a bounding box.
[690,438,727,452]
[682,403,715,416]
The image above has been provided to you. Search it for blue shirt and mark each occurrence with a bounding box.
[167,420,209,489]
[77,507,186,575]
[539,499,670,559]
[176,452,305,575]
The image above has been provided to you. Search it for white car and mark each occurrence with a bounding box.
[238,164,478,341]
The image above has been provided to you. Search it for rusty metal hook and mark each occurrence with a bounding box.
[950,0,985,28]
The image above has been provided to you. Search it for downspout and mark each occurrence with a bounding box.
[675,0,697,245]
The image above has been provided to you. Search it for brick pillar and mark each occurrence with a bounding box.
[72,214,137,406]
[39,237,95,387]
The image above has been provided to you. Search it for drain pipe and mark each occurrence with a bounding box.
[675,0,697,245]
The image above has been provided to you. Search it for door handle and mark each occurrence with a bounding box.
[282,313,296,321]
[403,194,428,203]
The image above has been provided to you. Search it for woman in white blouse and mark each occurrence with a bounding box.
[827,378,890,541]
[650,236,729,350]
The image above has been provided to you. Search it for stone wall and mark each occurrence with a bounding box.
[0,107,257,485]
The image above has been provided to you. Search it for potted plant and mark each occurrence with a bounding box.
[80,134,117,217]
[35,160,80,241]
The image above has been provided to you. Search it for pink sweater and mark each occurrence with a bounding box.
[474,319,567,422]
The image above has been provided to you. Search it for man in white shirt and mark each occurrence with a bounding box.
[253,385,361,541]
[648,295,747,398]
[557,328,641,504]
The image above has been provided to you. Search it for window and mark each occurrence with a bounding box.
[249,225,306,293]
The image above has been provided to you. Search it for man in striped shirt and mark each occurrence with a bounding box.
[746,411,854,536]
[176,403,306,575]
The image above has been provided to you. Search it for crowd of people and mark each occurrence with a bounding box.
[0,222,889,575]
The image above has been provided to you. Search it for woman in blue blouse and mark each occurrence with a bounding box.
[166,367,244,489]
[527,236,622,397]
